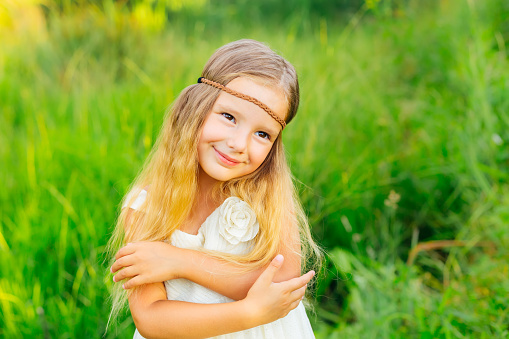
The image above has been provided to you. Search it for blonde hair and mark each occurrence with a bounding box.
[106,39,322,326]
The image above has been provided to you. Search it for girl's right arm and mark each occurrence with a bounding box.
[112,239,301,301]
[112,207,303,301]
[131,255,314,339]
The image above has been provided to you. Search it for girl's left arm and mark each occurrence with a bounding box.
[130,255,313,339]
[111,237,301,301]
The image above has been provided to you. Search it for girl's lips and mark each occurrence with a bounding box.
[214,148,241,166]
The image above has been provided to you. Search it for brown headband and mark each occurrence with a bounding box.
[197,77,286,129]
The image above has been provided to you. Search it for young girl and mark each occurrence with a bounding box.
[107,39,322,338]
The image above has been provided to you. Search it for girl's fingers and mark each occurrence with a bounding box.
[281,270,315,292]
[114,243,136,260]
[111,255,133,273]
[123,276,143,290]
[113,266,136,282]
[257,255,284,286]
[289,285,307,302]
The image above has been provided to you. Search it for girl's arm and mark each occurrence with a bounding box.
[112,203,301,300]
[111,240,300,301]
[131,255,314,339]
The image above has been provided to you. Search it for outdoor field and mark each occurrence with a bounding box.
[1,0,508,337]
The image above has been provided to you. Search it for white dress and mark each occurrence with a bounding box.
[124,190,315,339]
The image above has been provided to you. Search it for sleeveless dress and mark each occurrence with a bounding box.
[123,189,315,339]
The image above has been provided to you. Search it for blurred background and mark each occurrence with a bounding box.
[1,0,508,337]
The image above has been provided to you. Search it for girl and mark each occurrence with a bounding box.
[107,39,322,338]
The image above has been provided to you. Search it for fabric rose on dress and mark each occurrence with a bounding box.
[218,197,259,245]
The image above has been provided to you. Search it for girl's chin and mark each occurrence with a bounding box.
[198,167,233,183]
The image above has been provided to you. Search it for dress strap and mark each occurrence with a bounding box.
[122,189,147,211]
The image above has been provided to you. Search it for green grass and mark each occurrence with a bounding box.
[1,0,509,337]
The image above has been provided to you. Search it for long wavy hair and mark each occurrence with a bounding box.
[106,39,322,326]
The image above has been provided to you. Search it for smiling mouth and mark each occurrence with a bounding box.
[214,148,242,166]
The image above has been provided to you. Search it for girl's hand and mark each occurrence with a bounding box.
[111,242,183,289]
[242,254,315,326]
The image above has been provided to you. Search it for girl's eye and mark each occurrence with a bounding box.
[255,131,270,140]
[221,113,236,123]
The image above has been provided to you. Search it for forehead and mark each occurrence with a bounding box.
[216,77,288,127]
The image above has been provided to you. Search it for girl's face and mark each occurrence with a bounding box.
[198,77,287,183]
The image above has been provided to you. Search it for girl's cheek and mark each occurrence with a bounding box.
[254,147,272,165]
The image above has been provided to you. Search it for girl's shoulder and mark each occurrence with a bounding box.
[122,187,149,211]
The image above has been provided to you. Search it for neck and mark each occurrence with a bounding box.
[177,167,222,234]
[195,167,221,211]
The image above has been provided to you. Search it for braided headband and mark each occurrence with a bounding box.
[197,77,286,129]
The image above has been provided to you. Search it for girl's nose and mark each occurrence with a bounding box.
[226,129,249,153]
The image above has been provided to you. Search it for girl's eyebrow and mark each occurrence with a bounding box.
[262,125,280,137]
[217,103,242,115]
[217,103,280,136]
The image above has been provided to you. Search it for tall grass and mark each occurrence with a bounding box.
[1,0,508,337]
